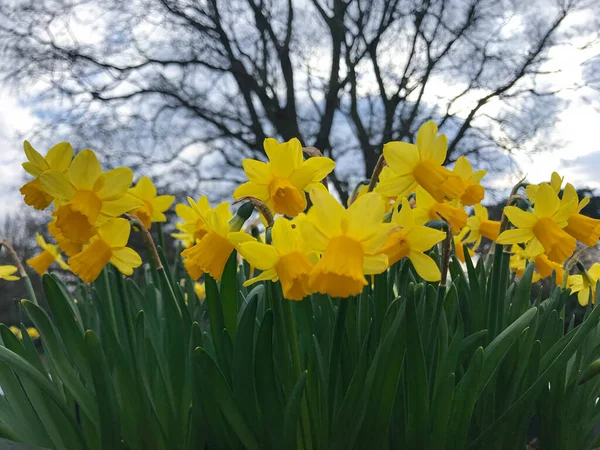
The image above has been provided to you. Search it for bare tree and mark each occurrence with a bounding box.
[0,0,593,203]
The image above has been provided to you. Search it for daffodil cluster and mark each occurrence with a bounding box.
[18,142,174,282]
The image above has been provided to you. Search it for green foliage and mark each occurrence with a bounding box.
[0,245,599,449]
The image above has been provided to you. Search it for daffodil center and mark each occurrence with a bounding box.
[194,219,209,242]
[269,178,306,216]
[275,252,313,300]
[381,230,410,267]
[532,217,576,263]
[479,220,501,241]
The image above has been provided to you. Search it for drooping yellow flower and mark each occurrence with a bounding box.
[238,218,316,300]
[180,198,253,281]
[454,228,475,264]
[525,172,563,203]
[128,176,175,229]
[20,141,73,210]
[172,197,211,248]
[297,189,393,298]
[9,326,22,339]
[413,187,467,234]
[0,266,19,281]
[561,183,600,247]
[375,122,464,202]
[40,150,142,245]
[464,204,500,246]
[26,233,69,275]
[48,217,83,257]
[378,198,446,281]
[569,263,600,306]
[69,218,142,282]
[497,183,576,263]
[452,156,486,206]
[233,138,335,217]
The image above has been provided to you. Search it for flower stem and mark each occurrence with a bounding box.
[2,239,38,305]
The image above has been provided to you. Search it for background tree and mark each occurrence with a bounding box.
[0,0,595,204]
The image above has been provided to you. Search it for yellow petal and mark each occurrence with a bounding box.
[524,238,544,258]
[526,184,539,203]
[503,206,536,229]
[578,288,591,306]
[101,193,144,217]
[227,231,255,245]
[363,254,388,275]
[431,134,448,165]
[496,228,534,245]
[306,188,344,237]
[407,226,446,252]
[243,268,278,286]
[271,218,298,254]
[264,137,303,178]
[242,159,272,184]
[408,251,441,282]
[40,170,75,200]
[24,141,49,172]
[343,192,387,241]
[453,156,472,179]
[94,167,134,200]
[289,157,336,190]
[153,195,175,213]
[588,263,600,281]
[130,176,156,200]
[375,171,417,198]
[382,142,419,174]
[36,233,46,249]
[188,196,212,220]
[233,181,270,202]
[22,162,43,177]
[533,183,559,218]
[296,216,329,252]
[69,149,102,190]
[238,241,279,270]
[98,218,131,247]
[474,203,488,220]
[46,142,73,171]
[416,122,438,160]
[110,247,142,276]
[176,203,198,222]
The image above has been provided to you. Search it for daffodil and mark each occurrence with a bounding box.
[297,189,392,298]
[508,246,541,282]
[0,266,19,281]
[40,150,142,245]
[172,197,211,248]
[26,328,40,340]
[569,263,600,306]
[9,326,22,339]
[180,198,253,281]
[464,204,500,246]
[533,253,564,285]
[20,141,73,210]
[413,187,467,234]
[378,198,446,281]
[452,156,486,206]
[48,217,83,257]
[194,282,206,300]
[238,218,316,300]
[454,228,475,264]
[525,172,563,203]
[561,183,600,247]
[26,233,69,275]
[233,138,335,217]
[128,176,175,229]
[497,183,576,263]
[69,218,142,282]
[375,122,464,202]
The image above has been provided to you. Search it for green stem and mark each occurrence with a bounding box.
[283,299,313,450]
[156,222,166,252]
[101,268,119,337]
[328,298,349,421]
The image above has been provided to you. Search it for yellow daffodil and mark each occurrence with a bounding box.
[452,156,486,206]
[194,282,206,300]
[238,218,316,300]
[40,150,142,245]
[464,204,500,246]
[0,266,19,281]
[20,141,73,210]
[172,197,211,248]
[454,228,475,264]
[561,183,600,247]
[379,198,446,281]
[413,187,467,234]
[508,245,541,282]
[569,263,600,306]
[297,189,393,298]
[9,326,22,339]
[350,174,396,212]
[525,172,563,203]
[233,138,335,217]
[497,183,576,263]
[26,328,40,340]
[376,122,464,202]
[26,233,69,275]
[180,198,253,281]
[48,217,83,257]
[69,218,142,282]
[128,176,175,229]
[533,253,564,285]
[184,256,204,280]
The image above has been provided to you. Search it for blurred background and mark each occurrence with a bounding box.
[1,0,600,321]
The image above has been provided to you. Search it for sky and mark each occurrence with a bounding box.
[1,5,600,216]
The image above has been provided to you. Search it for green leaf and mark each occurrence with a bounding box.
[221,251,240,339]
[283,371,308,450]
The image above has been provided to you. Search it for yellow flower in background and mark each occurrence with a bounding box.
[20,141,73,210]
[26,233,69,275]
[526,172,563,203]
[376,122,464,202]
[379,198,446,281]
[128,176,175,229]
[464,204,500,246]
[0,266,19,281]
[569,263,600,306]
[413,187,467,234]
[234,138,335,217]
[194,282,206,300]
[40,150,142,244]
[238,218,316,300]
[452,156,486,206]
[497,183,576,263]
[181,199,253,281]
[297,189,393,298]
[454,228,475,264]
[561,183,600,247]
[508,246,541,282]
[172,197,211,248]
[9,326,22,339]
[26,328,40,340]
[49,217,83,257]
[69,218,142,282]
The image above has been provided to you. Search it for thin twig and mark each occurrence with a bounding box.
[367,153,386,193]
[125,214,163,270]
